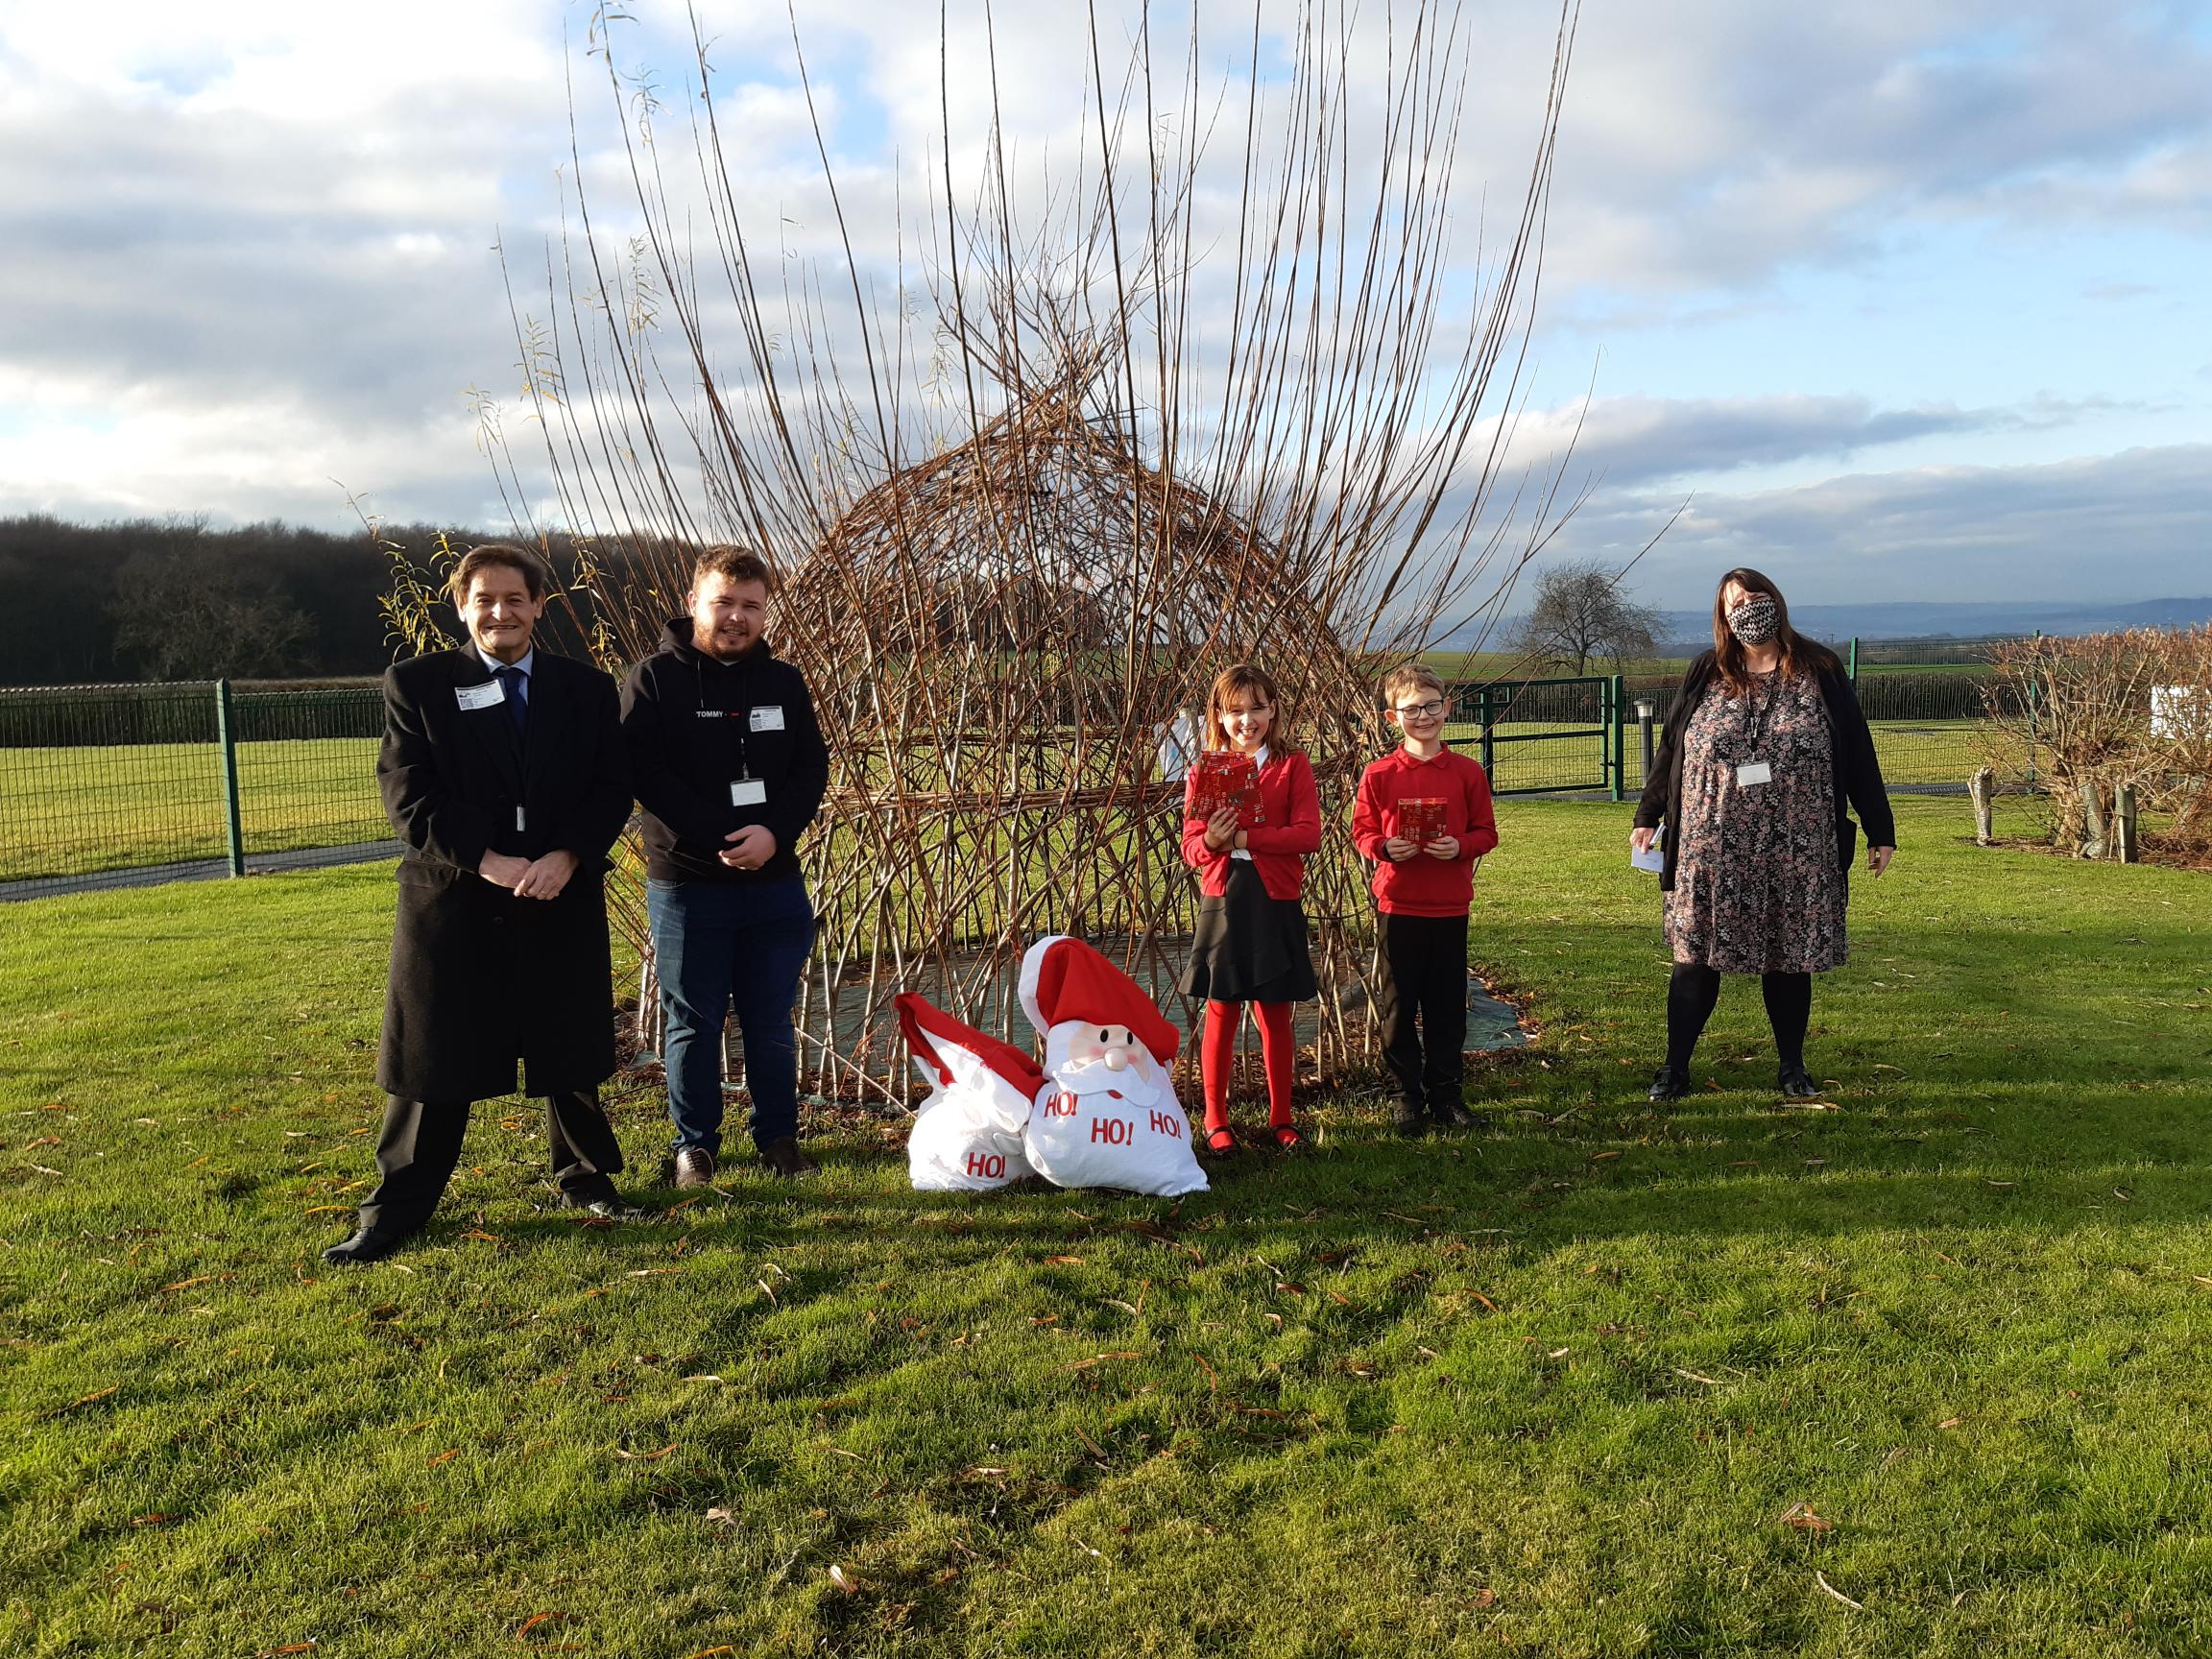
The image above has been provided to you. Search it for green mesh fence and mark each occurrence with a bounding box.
[1,681,394,901]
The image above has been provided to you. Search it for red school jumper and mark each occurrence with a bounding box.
[1351,744,1499,914]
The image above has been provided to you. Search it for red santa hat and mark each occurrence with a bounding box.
[896,993,1047,1104]
[1016,936,1181,1066]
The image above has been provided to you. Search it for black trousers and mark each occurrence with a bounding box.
[1377,912,1469,1111]
[356,1089,624,1235]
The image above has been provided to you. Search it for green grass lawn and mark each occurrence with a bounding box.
[4,803,2209,1657]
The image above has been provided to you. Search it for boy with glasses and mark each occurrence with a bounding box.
[1352,663,1499,1136]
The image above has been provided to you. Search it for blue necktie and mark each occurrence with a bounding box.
[494,664,528,733]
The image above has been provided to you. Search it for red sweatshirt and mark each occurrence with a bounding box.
[1180,748,1322,901]
[1351,744,1499,916]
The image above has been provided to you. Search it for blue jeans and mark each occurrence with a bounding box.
[646,877,815,1155]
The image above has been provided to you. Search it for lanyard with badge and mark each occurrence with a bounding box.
[1735,673,1775,788]
[730,702,783,807]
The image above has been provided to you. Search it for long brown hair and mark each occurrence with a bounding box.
[1201,662,1298,754]
[1711,567,1840,696]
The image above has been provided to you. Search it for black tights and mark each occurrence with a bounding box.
[1666,964,1811,1074]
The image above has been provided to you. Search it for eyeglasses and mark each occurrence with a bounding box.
[1393,700,1447,720]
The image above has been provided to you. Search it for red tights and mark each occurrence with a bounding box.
[1200,1000,1295,1132]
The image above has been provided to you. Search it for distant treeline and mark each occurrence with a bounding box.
[0,515,602,687]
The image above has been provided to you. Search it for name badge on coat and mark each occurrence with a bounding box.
[749,706,785,733]
[1736,760,1773,787]
[455,681,506,711]
[732,780,768,806]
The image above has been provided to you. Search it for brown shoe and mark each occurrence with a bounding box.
[760,1136,817,1178]
[673,1145,716,1189]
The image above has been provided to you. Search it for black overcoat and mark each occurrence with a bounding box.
[374,648,633,1102]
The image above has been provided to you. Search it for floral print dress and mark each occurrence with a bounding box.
[1664,669,1847,974]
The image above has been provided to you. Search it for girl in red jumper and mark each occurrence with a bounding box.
[1177,663,1321,1152]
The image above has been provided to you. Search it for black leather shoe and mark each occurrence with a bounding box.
[1777,1064,1820,1098]
[1392,1099,1428,1138]
[1431,1098,1476,1129]
[562,1187,654,1221]
[760,1136,818,1178]
[1648,1067,1691,1102]
[323,1227,410,1264]
[673,1145,717,1190]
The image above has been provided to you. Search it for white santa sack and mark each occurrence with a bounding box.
[1017,936,1210,1198]
[896,993,1044,1191]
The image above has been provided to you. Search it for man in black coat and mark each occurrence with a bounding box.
[621,545,829,1186]
[325,543,647,1264]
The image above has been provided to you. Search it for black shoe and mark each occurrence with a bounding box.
[760,1136,818,1178]
[1777,1064,1820,1098]
[1431,1098,1476,1129]
[1392,1099,1428,1138]
[673,1145,717,1190]
[1647,1066,1690,1102]
[562,1186,654,1221]
[323,1226,411,1264]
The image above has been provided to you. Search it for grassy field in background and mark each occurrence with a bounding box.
[4,795,2208,1656]
[0,738,385,880]
[3,716,1996,888]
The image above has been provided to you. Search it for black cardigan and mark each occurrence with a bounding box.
[1632,650,1896,893]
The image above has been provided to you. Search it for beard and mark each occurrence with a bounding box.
[1047,1049,1166,1106]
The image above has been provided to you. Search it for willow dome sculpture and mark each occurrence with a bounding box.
[766,352,1383,1098]
[449,0,1584,1100]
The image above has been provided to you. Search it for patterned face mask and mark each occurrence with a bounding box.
[1726,595,1780,646]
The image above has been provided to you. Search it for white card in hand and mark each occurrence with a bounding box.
[455,680,506,710]
[749,706,785,732]
[731,779,768,806]
[1629,842,1665,874]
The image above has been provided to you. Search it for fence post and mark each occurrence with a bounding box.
[2026,629,2040,786]
[1847,636,1859,684]
[215,679,246,878]
[1479,683,1495,777]
[2115,784,2139,864]
[1608,674,1625,802]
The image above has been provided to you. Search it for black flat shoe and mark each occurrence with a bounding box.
[1777,1064,1820,1098]
[1392,1100,1428,1139]
[1431,1100,1476,1129]
[323,1227,411,1264]
[1647,1067,1690,1102]
[562,1189,655,1221]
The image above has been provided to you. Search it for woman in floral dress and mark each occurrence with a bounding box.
[1631,569,1896,1099]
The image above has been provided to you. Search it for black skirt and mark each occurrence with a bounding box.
[1180,859,1317,1003]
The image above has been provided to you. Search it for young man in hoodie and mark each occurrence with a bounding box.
[621,546,830,1184]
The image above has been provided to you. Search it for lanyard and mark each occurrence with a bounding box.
[1741,671,1778,756]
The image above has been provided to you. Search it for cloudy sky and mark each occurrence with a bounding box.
[2,0,2207,604]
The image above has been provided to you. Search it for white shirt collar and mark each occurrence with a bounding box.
[475,642,535,679]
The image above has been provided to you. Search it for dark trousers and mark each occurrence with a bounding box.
[1377,911,1470,1112]
[356,1090,623,1235]
[647,876,816,1155]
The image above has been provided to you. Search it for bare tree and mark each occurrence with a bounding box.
[1506,560,1662,674]
[110,548,317,680]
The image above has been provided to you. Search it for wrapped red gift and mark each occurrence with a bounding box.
[1187,751,1267,827]
[1396,797,1448,848]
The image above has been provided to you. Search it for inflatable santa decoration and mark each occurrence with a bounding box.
[893,938,1209,1198]
[895,993,1044,1190]
[1017,935,1209,1197]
